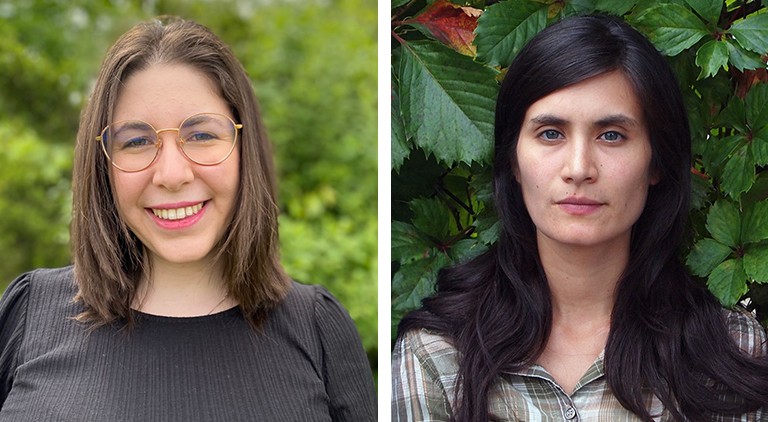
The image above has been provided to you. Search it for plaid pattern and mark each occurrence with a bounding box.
[392,309,768,421]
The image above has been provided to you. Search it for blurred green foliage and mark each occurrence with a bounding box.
[0,0,377,369]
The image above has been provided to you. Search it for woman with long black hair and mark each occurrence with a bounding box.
[393,14,768,421]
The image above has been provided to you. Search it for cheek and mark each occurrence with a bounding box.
[515,164,548,220]
[610,160,653,211]
[110,172,141,213]
[224,152,240,194]
[515,151,547,194]
[108,173,150,236]
[514,140,552,190]
[212,154,241,209]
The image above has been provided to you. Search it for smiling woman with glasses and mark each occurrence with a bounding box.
[0,16,375,421]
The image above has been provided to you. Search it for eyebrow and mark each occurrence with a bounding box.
[529,113,640,128]
[183,115,214,126]
[117,121,151,129]
[112,121,152,137]
[530,114,567,126]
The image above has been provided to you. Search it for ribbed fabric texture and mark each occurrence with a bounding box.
[0,267,376,421]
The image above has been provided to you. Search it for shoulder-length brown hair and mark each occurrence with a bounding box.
[71,16,290,328]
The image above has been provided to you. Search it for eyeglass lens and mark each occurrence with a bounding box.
[101,113,237,171]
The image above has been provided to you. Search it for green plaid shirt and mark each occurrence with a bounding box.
[392,309,767,421]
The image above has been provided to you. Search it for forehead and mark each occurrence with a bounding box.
[112,63,230,124]
[523,71,645,127]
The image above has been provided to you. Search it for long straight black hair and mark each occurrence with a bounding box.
[398,14,768,421]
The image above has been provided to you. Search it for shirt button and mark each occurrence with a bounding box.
[565,407,577,419]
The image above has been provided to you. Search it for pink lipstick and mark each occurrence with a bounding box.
[146,201,207,229]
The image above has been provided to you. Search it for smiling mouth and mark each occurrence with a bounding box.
[151,202,204,220]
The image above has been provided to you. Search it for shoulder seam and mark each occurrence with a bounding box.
[404,329,454,396]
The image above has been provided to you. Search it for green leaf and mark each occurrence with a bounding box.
[725,40,764,71]
[392,78,410,171]
[719,95,747,133]
[743,172,768,204]
[410,197,452,240]
[594,0,638,15]
[633,3,709,56]
[744,242,768,282]
[741,200,768,244]
[686,97,709,155]
[706,199,741,247]
[469,167,493,203]
[752,127,768,166]
[684,0,722,24]
[448,238,488,262]
[474,207,500,245]
[690,169,711,210]
[474,0,548,68]
[563,0,597,16]
[707,258,748,307]
[392,0,411,8]
[702,134,742,175]
[392,221,431,263]
[392,253,451,312]
[730,13,768,55]
[686,237,733,277]
[398,40,498,166]
[745,83,768,131]
[721,144,755,199]
[695,40,729,79]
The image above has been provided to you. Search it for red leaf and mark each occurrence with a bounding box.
[735,66,768,99]
[412,0,480,56]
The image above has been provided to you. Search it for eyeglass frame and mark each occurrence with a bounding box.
[95,112,243,173]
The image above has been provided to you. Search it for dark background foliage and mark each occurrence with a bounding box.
[0,0,377,373]
[391,0,768,336]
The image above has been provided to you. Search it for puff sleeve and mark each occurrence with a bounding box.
[0,273,30,408]
[313,286,376,421]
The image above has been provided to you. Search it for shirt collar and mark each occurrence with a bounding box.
[504,349,606,394]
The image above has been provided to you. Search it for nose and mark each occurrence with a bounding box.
[561,137,598,184]
[151,132,194,191]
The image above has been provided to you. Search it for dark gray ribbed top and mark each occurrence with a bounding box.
[0,267,376,421]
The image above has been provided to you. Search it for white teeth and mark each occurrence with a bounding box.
[152,203,204,220]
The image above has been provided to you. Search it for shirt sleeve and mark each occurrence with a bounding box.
[0,273,31,408]
[724,308,767,358]
[313,286,376,422]
[723,308,768,421]
[391,330,453,422]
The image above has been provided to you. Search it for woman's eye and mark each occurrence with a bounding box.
[187,132,217,142]
[539,130,562,141]
[120,136,153,149]
[600,131,624,143]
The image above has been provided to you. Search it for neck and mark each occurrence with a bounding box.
[133,255,234,317]
[537,231,629,323]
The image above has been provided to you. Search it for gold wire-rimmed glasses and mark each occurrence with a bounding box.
[96,112,243,172]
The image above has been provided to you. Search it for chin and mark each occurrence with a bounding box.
[539,227,616,248]
[151,247,218,266]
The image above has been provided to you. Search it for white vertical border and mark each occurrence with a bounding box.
[378,0,392,420]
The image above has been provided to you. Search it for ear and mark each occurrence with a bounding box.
[649,168,661,186]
